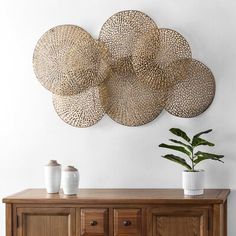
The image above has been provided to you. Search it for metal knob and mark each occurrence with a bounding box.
[90,220,98,226]
[123,220,131,226]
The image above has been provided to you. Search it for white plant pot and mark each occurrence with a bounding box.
[182,170,205,196]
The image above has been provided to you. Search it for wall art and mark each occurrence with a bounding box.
[164,59,215,118]
[33,25,111,96]
[33,10,216,127]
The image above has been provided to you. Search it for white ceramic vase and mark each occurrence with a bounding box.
[182,170,205,196]
[44,160,61,194]
[62,166,79,195]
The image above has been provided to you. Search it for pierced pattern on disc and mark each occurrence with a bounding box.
[165,59,215,118]
[133,28,192,90]
[33,25,111,96]
[99,10,157,74]
[53,85,107,127]
[106,71,167,126]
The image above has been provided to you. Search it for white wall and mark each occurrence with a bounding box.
[0,0,236,234]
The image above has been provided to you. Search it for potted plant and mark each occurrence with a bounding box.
[159,128,224,195]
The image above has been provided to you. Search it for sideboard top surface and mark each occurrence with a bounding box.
[3,189,230,204]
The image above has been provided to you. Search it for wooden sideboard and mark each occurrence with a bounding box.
[3,189,230,236]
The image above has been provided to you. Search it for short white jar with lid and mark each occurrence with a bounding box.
[44,160,61,194]
[62,166,79,195]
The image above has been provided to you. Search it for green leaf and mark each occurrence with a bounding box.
[169,139,193,153]
[193,129,213,139]
[169,128,191,143]
[162,154,192,170]
[159,143,192,157]
[194,151,224,164]
[191,137,215,147]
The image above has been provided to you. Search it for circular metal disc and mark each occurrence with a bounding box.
[106,71,167,126]
[99,10,157,74]
[33,25,111,96]
[53,84,107,128]
[165,59,215,118]
[133,28,192,90]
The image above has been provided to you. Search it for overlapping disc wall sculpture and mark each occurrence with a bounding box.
[33,10,216,127]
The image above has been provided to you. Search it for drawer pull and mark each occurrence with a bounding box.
[123,220,131,226]
[90,220,98,226]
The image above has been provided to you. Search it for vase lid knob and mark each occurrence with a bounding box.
[46,160,61,166]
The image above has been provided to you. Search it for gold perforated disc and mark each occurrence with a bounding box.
[133,28,192,90]
[53,84,107,128]
[165,59,215,118]
[106,71,167,126]
[99,10,157,74]
[33,25,111,96]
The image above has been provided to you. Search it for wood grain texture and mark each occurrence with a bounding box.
[6,204,12,236]
[151,207,209,236]
[114,208,141,236]
[3,189,229,236]
[80,208,108,236]
[155,216,201,236]
[76,208,81,236]
[224,200,227,236]
[213,203,226,236]
[2,189,230,204]
[16,207,75,236]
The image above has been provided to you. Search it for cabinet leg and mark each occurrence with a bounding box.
[224,200,227,236]
[213,203,227,236]
[6,204,12,236]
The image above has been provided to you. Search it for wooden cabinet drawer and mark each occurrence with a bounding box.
[80,208,108,236]
[114,209,141,236]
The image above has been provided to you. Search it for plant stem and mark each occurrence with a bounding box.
[191,148,194,171]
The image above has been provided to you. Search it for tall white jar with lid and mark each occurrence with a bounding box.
[62,166,79,195]
[44,160,61,194]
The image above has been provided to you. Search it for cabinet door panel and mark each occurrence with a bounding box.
[150,207,209,236]
[17,208,75,236]
[114,209,141,236]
